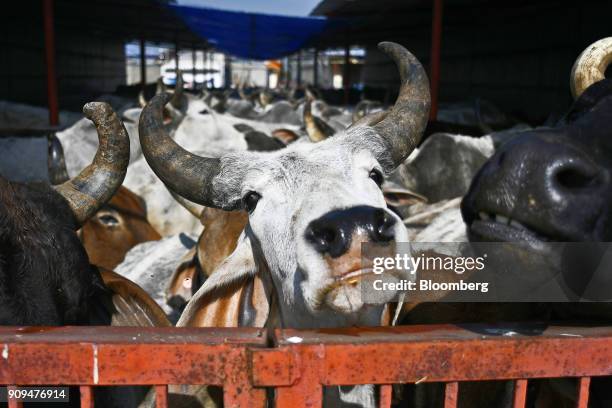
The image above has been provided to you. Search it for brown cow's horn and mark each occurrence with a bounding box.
[155,77,166,95]
[54,102,129,227]
[170,70,184,109]
[139,93,225,208]
[570,37,612,100]
[371,42,430,168]
[138,90,147,108]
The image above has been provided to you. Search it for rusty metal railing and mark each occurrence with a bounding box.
[1,324,611,407]
[0,326,267,408]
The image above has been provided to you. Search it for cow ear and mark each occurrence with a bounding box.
[383,186,427,208]
[176,233,260,327]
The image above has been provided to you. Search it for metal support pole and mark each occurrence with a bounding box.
[203,51,208,89]
[313,49,319,88]
[201,49,208,89]
[343,43,350,106]
[429,0,443,121]
[285,57,291,89]
[224,54,232,89]
[139,38,146,91]
[174,42,180,74]
[43,0,59,126]
[191,48,197,88]
[297,51,302,87]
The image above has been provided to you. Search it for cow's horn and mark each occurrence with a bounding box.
[54,102,129,226]
[155,77,166,95]
[371,42,430,168]
[170,70,184,109]
[138,90,147,108]
[570,37,612,99]
[139,93,227,208]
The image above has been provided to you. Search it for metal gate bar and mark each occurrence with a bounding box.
[1,324,612,407]
[0,326,266,407]
[512,379,528,408]
[251,323,612,407]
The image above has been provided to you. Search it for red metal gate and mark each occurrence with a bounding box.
[0,324,610,407]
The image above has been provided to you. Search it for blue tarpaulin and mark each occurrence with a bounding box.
[169,5,343,60]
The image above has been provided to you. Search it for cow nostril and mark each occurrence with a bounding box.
[306,225,337,253]
[373,210,396,242]
[555,166,598,190]
[318,228,336,246]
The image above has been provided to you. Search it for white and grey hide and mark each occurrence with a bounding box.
[403,197,467,242]
[393,133,494,203]
[115,233,197,321]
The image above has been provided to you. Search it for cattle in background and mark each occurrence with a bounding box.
[123,78,305,236]
[352,99,383,123]
[303,98,337,141]
[232,123,286,151]
[272,128,300,144]
[79,185,161,270]
[393,132,495,204]
[139,41,429,407]
[0,102,169,408]
[49,133,161,270]
[0,101,168,328]
[138,74,187,121]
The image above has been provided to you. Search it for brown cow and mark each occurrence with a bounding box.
[165,207,249,317]
[79,186,161,270]
[98,267,171,327]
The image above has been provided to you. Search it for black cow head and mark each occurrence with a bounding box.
[0,103,129,325]
[463,37,612,244]
[462,79,612,244]
[461,38,612,318]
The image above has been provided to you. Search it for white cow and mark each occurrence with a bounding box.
[139,42,429,407]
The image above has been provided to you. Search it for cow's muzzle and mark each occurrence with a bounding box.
[305,206,396,258]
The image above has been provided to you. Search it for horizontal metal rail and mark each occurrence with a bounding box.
[0,324,611,407]
[0,326,267,407]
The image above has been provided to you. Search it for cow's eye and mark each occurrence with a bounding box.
[369,169,384,188]
[243,191,261,213]
[97,213,120,227]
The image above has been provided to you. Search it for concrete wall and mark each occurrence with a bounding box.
[362,1,612,123]
[0,20,126,112]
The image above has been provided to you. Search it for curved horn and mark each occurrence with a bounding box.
[48,134,69,185]
[155,77,166,95]
[138,90,147,108]
[54,102,129,226]
[139,93,230,209]
[371,42,430,168]
[170,70,184,109]
[168,189,203,219]
[570,37,612,99]
[304,100,334,142]
[348,109,389,130]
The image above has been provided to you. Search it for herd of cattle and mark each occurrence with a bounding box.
[1,38,612,407]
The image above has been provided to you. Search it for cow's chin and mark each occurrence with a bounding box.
[323,271,399,316]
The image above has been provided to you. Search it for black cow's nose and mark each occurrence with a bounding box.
[305,206,397,257]
[462,131,608,241]
[551,157,600,192]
